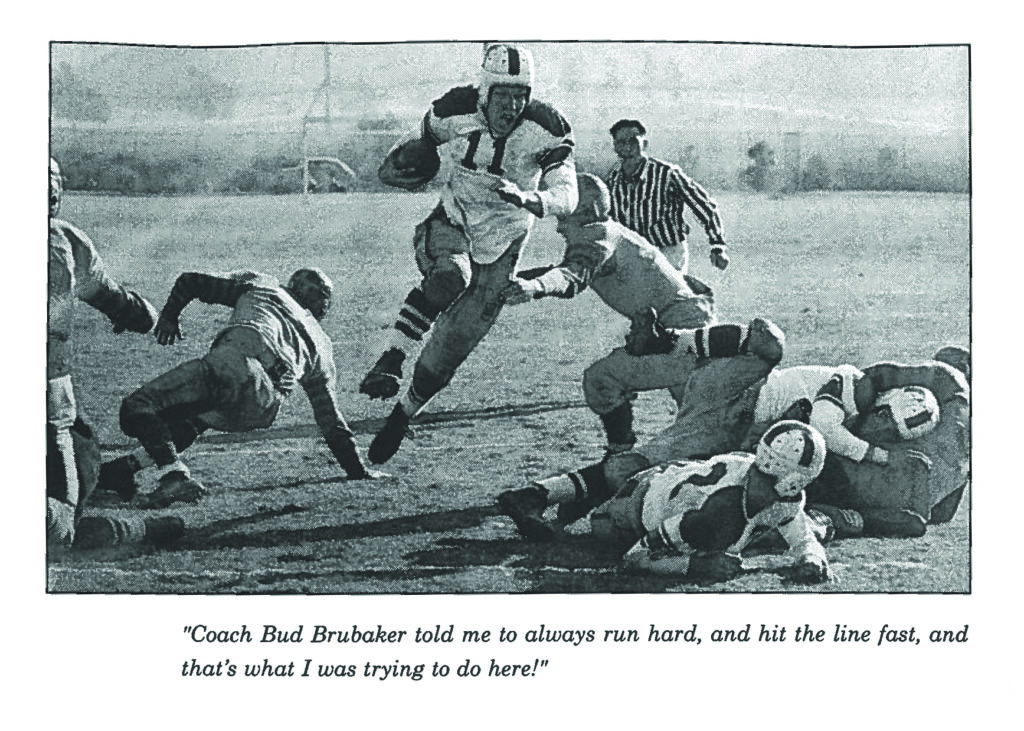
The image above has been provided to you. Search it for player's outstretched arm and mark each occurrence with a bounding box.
[63,222,158,335]
[622,540,693,576]
[154,312,184,345]
[780,512,835,584]
[155,272,250,345]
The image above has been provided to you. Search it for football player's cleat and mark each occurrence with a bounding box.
[74,515,185,549]
[498,486,560,542]
[137,470,207,509]
[359,348,405,400]
[96,455,141,502]
[755,420,827,498]
[368,405,412,464]
[933,345,970,382]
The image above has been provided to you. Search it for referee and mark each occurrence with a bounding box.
[606,119,730,273]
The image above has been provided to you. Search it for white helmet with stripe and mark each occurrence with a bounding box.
[875,386,940,440]
[755,420,827,498]
[479,43,534,108]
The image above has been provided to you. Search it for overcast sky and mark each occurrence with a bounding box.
[50,42,968,137]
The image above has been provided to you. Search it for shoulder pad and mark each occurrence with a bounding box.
[431,85,479,119]
[522,99,573,137]
[225,270,275,288]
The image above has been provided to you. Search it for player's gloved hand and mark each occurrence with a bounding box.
[710,245,730,271]
[889,449,933,472]
[502,278,544,305]
[154,313,184,345]
[686,551,743,583]
[624,307,678,356]
[790,555,836,584]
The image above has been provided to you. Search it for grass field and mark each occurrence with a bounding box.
[47,189,971,594]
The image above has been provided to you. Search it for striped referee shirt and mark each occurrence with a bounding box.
[607,156,726,265]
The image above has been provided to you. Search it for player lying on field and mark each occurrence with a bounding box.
[499,342,969,541]
[501,172,721,454]
[96,268,377,509]
[804,348,970,540]
[590,420,834,583]
[47,157,170,549]
[359,44,578,465]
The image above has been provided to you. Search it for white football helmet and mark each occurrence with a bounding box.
[755,420,827,498]
[479,43,534,107]
[875,386,940,440]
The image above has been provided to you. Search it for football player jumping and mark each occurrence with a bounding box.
[360,43,578,464]
[501,172,744,453]
[97,267,376,509]
[47,157,160,549]
[593,421,833,583]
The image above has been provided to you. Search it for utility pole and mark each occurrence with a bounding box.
[301,44,333,195]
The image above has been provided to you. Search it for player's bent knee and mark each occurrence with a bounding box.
[422,262,471,309]
[746,318,785,365]
[590,509,635,552]
[582,361,622,412]
[603,453,652,493]
[119,390,156,437]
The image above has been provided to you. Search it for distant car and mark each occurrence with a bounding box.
[304,157,356,193]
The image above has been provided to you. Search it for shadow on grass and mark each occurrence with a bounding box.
[179,504,504,551]
[98,399,586,450]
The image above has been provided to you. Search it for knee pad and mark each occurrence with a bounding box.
[119,390,149,437]
[603,452,652,494]
[582,359,620,412]
[422,258,472,309]
[745,318,785,364]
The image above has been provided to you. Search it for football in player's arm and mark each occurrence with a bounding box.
[360,44,579,465]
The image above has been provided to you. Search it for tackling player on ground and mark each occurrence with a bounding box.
[97,267,377,509]
[499,346,967,542]
[805,348,970,539]
[359,43,578,464]
[592,421,833,583]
